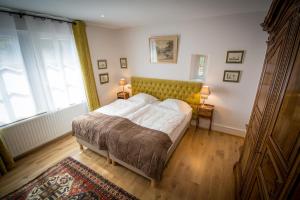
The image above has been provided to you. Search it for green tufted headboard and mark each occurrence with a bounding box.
[131,77,202,109]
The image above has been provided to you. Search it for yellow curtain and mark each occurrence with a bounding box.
[72,20,100,111]
[0,130,14,176]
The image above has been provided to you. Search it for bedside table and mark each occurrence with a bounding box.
[117,91,129,99]
[195,104,215,131]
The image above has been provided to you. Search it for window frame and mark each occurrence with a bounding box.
[0,14,86,127]
[190,54,208,82]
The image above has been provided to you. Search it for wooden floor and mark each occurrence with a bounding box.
[0,126,243,199]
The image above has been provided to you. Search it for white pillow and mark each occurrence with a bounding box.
[128,93,158,104]
[158,99,192,114]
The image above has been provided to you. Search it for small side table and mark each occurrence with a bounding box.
[196,104,215,131]
[117,91,129,99]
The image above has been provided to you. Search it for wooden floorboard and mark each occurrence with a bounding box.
[0,126,243,199]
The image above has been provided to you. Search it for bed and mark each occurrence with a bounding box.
[74,93,157,161]
[72,76,202,186]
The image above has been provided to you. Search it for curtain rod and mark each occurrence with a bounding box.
[0,8,75,24]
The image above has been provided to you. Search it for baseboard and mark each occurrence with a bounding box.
[212,123,246,138]
[191,119,246,138]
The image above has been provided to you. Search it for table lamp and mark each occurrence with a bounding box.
[200,85,211,105]
[119,78,127,93]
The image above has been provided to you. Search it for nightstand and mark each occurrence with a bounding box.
[195,104,215,131]
[117,91,129,99]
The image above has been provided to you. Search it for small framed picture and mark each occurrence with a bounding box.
[223,70,241,82]
[120,58,127,68]
[98,59,107,69]
[99,73,109,84]
[226,51,244,64]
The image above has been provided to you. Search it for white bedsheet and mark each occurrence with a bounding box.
[94,99,192,143]
[126,104,187,139]
[94,99,146,117]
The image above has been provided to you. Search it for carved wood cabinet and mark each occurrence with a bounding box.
[234,0,300,199]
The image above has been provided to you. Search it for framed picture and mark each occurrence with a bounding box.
[120,58,127,68]
[99,73,109,84]
[226,51,244,64]
[149,35,178,64]
[223,70,241,82]
[97,59,107,69]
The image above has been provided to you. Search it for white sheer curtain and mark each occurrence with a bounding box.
[0,13,86,126]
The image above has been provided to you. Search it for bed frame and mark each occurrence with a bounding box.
[77,76,202,186]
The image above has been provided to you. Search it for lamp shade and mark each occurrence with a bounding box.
[126,84,132,90]
[119,78,127,86]
[200,86,211,99]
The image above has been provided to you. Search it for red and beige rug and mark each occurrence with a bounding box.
[2,157,138,200]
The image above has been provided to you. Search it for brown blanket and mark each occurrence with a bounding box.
[72,112,124,149]
[72,112,173,180]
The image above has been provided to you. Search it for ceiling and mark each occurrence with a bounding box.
[0,0,272,29]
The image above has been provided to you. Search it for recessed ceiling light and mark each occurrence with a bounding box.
[100,14,105,18]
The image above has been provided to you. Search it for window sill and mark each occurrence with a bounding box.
[190,78,205,82]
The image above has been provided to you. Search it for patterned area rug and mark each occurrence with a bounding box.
[2,157,138,200]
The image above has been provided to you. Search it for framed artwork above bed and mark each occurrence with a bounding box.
[149,35,178,64]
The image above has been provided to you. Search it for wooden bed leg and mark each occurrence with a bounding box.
[112,160,117,166]
[150,179,157,187]
[79,144,83,150]
[107,157,112,164]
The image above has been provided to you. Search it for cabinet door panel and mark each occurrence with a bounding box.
[248,175,264,200]
[256,45,281,115]
[239,35,284,194]
[269,44,300,170]
[258,146,284,199]
[250,113,261,143]
[255,22,288,120]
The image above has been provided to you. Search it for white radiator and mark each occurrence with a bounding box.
[2,103,88,157]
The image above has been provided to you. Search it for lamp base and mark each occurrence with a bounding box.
[201,98,207,106]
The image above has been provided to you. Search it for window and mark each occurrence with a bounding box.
[190,54,208,81]
[0,13,86,126]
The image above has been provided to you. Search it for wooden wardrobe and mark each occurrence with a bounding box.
[234,0,300,199]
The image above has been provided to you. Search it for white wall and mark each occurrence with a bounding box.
[117,12,268,136]
[86,12,268,136]
[86,25,124,105]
